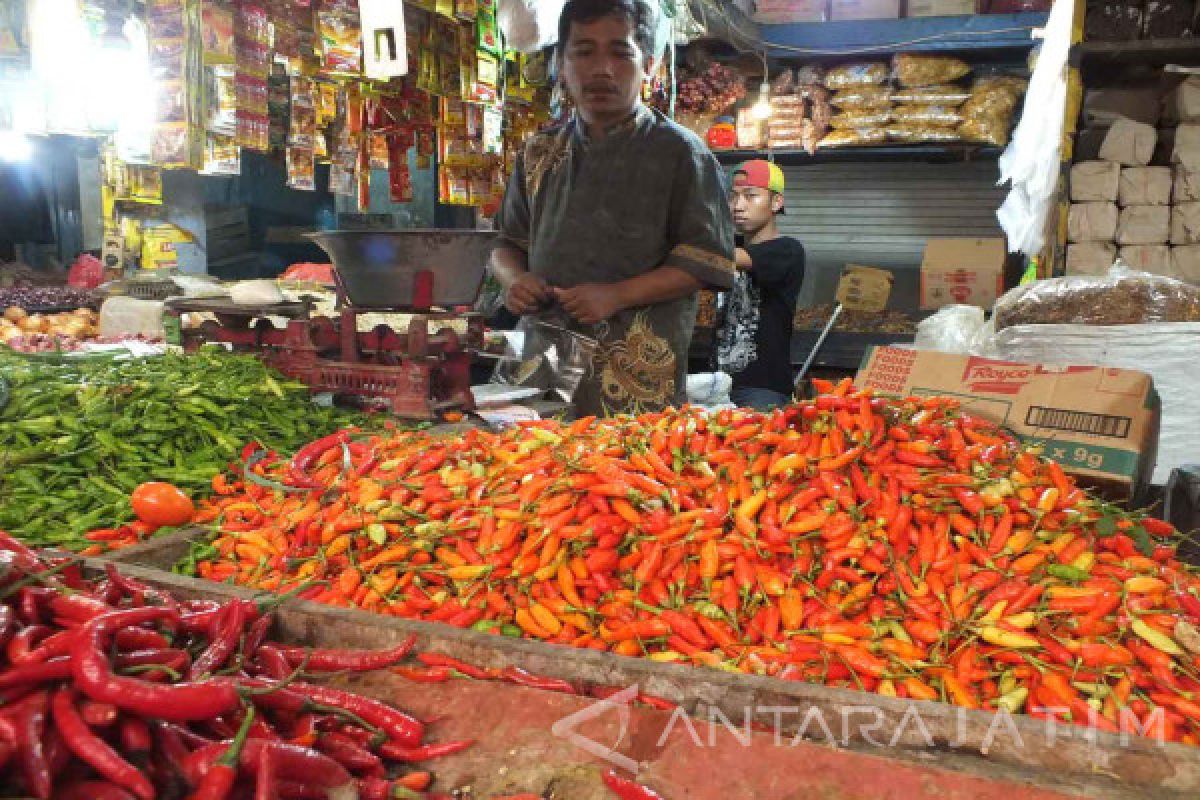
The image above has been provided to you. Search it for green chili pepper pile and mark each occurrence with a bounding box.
[0,350,373,549]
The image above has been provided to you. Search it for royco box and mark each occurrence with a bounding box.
[856,347,1160,500]
[919,237,1007,310]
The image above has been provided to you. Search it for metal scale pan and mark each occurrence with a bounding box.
[308,230,496,310]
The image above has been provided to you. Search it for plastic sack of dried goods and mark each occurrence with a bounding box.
[797,84,831,102]
[770,68,795,96]
[914,305,986,354]
[892,104,963,126]
[824,62,889,90]
[893,54,971,88]
[958,116,1011,146]
[890,85,971,106]
[831,86,892,110]
[795,65,826,85]
[886,124,961,143]
[818,128,887,148]
[991,262,1200,329]
[830,110,893,130]
[962,86,1022,121]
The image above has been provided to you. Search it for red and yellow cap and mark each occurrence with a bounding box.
[733,159,785,194]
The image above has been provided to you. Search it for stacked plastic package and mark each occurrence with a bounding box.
[1067,77,1200,283]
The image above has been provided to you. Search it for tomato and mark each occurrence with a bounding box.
[130,482,195,528]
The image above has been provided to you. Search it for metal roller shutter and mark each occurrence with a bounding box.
[777,160,1007,310]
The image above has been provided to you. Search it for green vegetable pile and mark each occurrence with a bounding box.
[0,350,374,548]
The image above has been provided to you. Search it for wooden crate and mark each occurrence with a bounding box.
[101,530,1200,799]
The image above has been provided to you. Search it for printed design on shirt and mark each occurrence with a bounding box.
[595,312,676,411]
[716,271,760,375]
[670,243,736,275]
[523,127,572,206]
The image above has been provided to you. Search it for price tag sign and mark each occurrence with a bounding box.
[836,264,894,312]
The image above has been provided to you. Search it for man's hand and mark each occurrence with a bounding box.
[553,284,623,326]
[504,272,552,315]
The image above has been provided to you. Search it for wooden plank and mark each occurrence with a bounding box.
[102,534,1200,799]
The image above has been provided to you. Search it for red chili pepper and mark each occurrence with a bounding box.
[276,634,416,673]
[7,690,51,799]
[499,665,578,694]
[239,679,423,747]
[378,738,474,762]
[190,600,247,679]
[416,652,496,680]
[253,645,292,681]
[254,732,276,800]
[78,700,118,728]
[186,706,257,800]
[112,627,171,652]
[316,730,384,772]
[288,431,350,488]
[602,768,666,800]
[119,718,152,754]
[1175,589,1200,621]
[51,688,155,800]
[0,656,71,689]
[71,607,240,722]
[393,665,452,683]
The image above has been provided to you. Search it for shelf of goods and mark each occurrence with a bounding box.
[759,11,1050,55]
[1073,38,1200,66]
[713,144,1003,164]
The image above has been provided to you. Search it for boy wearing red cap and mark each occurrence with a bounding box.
[716,159,805,411]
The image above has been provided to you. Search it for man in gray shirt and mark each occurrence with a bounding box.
[489,0,735,417]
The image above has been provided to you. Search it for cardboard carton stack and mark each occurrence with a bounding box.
[1068,77,1200,284]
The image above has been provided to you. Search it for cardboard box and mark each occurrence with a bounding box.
[1175,165,1200,203]
[1117,205,1170,245]
[1171,245,1200,284]
[1066,242,1117,276]
[1171,202,1200,245]
[919,238,1006,310]
[905,0,976,15]
[831,0,900,19]
[754,0,829,22]
[1099,118,1157,166]
[856,346,1160,499]
[1118,166,1172,206]
[1119,245,1172,275]
[1068,202,1119,242]
[836,264,894,311]
[1070,161,1120,203]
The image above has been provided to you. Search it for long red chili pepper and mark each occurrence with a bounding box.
[378,738,474,762]
[275,634,416,673]
[71,607,241,722]
[186,706,257,800]
[602,769,666,800]
[50,687,155,800]
[499,665,578,694]
[7,689,52,799]
[238,678,423,746]
[189,600,247,678]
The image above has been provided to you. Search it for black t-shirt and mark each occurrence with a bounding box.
[715,236,805,395]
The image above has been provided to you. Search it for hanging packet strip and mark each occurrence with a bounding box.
[200,0,235,64]
[286,146,316,190]
[319,0,363,75]
[387,135,412,203]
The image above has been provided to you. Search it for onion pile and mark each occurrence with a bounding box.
[0,307,101,351]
